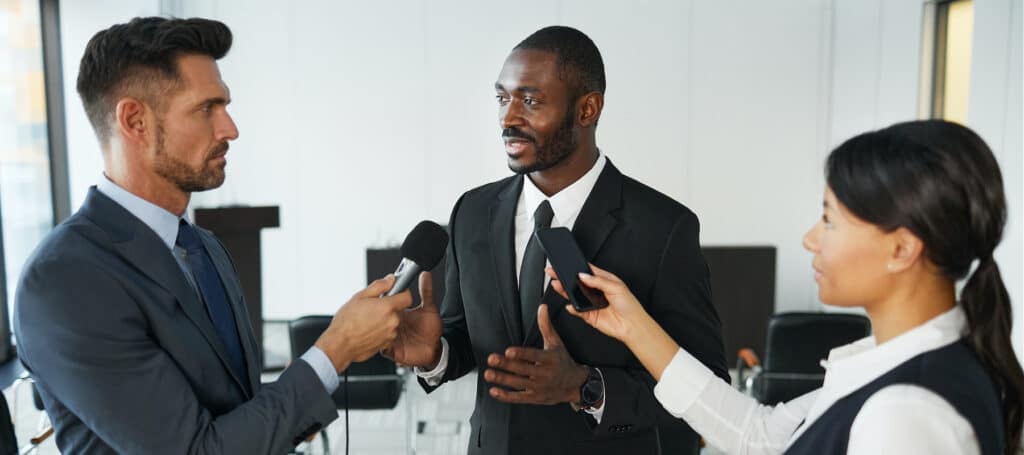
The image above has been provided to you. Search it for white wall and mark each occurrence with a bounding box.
[969,0,1023,361]
[58,0,1022,353]
[60,0,160,210]
[163,0,834,319]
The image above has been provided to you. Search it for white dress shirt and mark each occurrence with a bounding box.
[653,305,981,454]
[417,154,609,420]
[95,176,340,395]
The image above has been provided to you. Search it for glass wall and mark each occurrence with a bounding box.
[0,0,55,335]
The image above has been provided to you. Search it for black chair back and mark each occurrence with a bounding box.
[0,392,16,455]
[753,312,871,404]
[287,316,401,409]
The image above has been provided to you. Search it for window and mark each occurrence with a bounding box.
[920,0,975,123]
[0,0,66,362]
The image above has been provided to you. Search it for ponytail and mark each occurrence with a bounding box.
[961,257,1024,454]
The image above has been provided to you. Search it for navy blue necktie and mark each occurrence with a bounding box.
[176,220,248,383]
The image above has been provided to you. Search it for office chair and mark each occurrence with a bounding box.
[3,374,53,455]
[287,315,411,454]
[736,312,871,405]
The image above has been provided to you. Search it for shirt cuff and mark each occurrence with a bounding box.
[413,337,449,386]
[653,348,715,416]
[301,346,340,394]
[583,367,606,423]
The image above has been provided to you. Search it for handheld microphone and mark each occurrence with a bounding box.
[385,221,449,307]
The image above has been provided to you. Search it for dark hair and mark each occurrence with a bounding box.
[826,119,1023,454]
[76,17,232,144]
[513,25,606,100]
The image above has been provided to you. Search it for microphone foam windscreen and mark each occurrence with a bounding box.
[400,221,449,271]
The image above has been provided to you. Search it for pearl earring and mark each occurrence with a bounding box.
[887,263,894,272]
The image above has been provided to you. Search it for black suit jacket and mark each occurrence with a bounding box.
[422,161,729,454]
[13,188,338,454]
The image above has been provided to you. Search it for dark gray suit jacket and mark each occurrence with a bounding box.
[422,161,729,455]
[13,188,338,454]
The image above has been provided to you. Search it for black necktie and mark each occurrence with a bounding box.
[520,200,554,335]
[176,220,248,383]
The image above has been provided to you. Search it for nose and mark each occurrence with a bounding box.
[802,221,821,253]
[218,110,240,141]
[500,100,523,130]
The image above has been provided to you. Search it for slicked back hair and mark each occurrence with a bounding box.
[76,17,232,144]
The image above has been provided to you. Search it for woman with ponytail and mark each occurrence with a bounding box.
[545,119,1023,454]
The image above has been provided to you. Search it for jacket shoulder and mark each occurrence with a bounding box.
[619,174,699,225]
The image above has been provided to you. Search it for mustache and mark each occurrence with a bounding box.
[502,127,535,143]
[208,142,229,158]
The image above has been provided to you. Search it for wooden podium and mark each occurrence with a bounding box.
[193,206,279,369]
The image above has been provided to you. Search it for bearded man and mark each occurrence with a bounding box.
[386,26,730,455]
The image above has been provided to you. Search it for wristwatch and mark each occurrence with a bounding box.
[577,366,605,412]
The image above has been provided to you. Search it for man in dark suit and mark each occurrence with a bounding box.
[13,17,412,454]
[386,26,729,454]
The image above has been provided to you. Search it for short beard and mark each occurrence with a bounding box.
[510,107,577,175]
[152,119,227,193]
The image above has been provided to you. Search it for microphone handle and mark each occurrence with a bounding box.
[385,257,422,297]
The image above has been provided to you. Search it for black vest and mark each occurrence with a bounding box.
[785,340,1004,455]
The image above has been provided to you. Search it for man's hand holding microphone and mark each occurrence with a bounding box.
[314,221,449,374]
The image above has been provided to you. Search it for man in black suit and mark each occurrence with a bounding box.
[14,17,412,454]
[386,26,729,454]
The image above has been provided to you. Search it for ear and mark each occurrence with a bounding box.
[577,91,604,128]
[114,97,150,146]
[888,227,924,273]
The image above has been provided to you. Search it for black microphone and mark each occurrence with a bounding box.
[385,221,449,306]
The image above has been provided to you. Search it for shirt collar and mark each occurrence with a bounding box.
[95,175,188,251]
[821,305,968,393]
[520,153,607,229]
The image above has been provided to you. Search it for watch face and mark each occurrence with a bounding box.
[581,370,604,407]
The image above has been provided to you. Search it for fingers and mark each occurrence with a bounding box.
[536,304,562,349]
[564,304,582,318]
[546,268,570,299]
[381,290,413,312]
[359,274,397,298]
[587,263,619,281]
[576,271,622,294]
[487,353,536,376]
[418,271,436,311]
[502,346,546,364]
[483,368,530,390]
[545,266,558,281]
[489,387,534,404]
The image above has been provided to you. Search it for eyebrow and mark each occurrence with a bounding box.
[198,96,230,107]
[494,82,541,94]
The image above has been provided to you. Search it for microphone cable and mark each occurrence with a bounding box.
[344,370,349,455]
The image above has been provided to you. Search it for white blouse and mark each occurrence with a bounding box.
[653,306,981,454]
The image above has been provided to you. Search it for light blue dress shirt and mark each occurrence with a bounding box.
[95,176,340,394]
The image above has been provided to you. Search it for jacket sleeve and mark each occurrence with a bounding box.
[591,211,729,434]
[418,194,477,392]
[14,257,339,454]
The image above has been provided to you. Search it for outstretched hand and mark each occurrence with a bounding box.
[546,264,649,345]
[381,272,444,369]
[315,275,410,373]
[483,304,588,405]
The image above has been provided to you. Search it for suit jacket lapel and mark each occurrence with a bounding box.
[523,161,623,346]
[199,231,260,395]
[81,188,251,396]
[489,176,525,344]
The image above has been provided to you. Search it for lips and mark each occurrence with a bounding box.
[208,143,229,160]
[504,138,533,157]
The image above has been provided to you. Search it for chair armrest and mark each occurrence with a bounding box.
[737,348,760,368]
